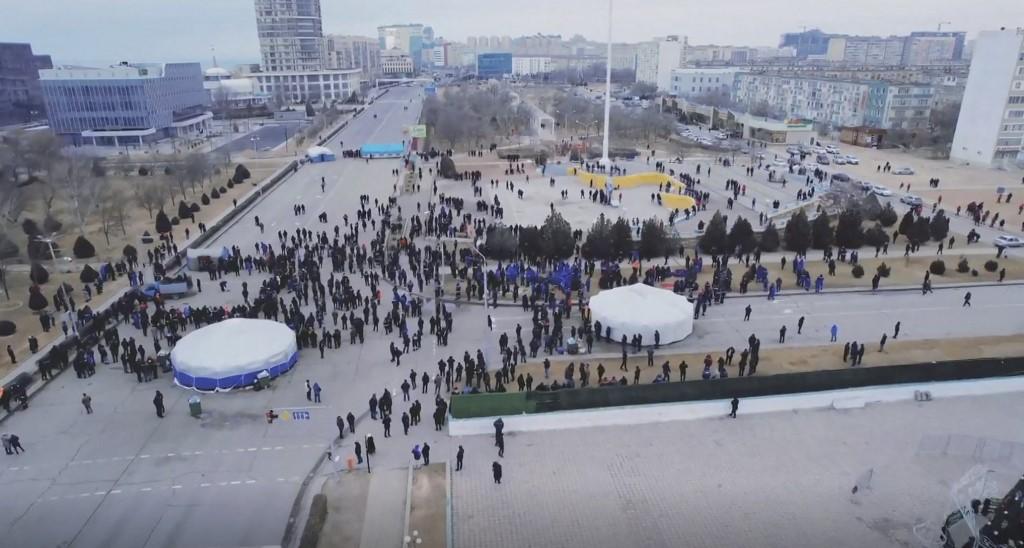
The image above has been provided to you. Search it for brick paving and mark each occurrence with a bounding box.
[451,392,1024,548]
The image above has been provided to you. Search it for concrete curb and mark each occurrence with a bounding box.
[402,463,414,543]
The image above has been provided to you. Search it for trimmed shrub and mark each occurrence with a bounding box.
[43,214,63,234]
[864,225,889,248]
[971,269,979,277]
[30,262,49,284]
[929,259,946,275]
[190,203,200,213]
[27,239,53,260]
[164,165,174,176]
[956,258,969,273]
[72,235,96,259]
[210,188,221,199]
[138,166,150,176]
[28,285,48,311]
[171,216,181,226]
[21,218,41,237]
[155,211,172,234]
[178,200,192,220]
[80,264,99,283]
[141,231,154,244]
[851,264,865,278]
[226,180,234,189]
[218,186,227,194]
[201,193,211,205]
[0,320,15,337]
[984,260,999,273]
[232,164,251,183]
[123,244,138,260]
[876,263,891,278]
[878,203,898,227]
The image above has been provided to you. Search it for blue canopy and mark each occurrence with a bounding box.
[361,142,406,158]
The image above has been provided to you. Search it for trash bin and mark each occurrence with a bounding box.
[257,370,271,389]
[188,395,202,417]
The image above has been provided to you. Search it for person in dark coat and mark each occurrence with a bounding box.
[729,397,739,418]
[456,445,464,471]
[153,390,165,418]
[354,441,363,464]
[401,412,411,435]
[366,434,376,455]
[347,412,356,433]
[492,461,502,484]
[422,442,430,465]
[336,415,345,439]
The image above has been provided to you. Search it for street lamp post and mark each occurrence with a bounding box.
[365,434,371,474]
[599,0,613,167]
[250,135,260,158]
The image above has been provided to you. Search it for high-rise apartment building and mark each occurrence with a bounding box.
[951,29,1024,167]
[636,36,685,92]
[325,35,380,76]
[825,36,905,65]
[0,42,52,123]
[377,24,425,70]
[903,32,966,65]
[254,0,324,72]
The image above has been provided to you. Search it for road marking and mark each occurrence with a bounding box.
[200,483,211,487]
[171,485,182,489]
[110,490,122,494]
[140,487,152,492]
[230,481,242,485]
[245,480,257,484]
[166,453,176,457]
[140,455,150,459]
[94,491,106,496]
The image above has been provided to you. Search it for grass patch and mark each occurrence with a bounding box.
[450,391,534,419]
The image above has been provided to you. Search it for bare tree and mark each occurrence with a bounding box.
[54,152,104,235]
[134,179,170,219]
[183,152,211,193]
[0,130,61,222]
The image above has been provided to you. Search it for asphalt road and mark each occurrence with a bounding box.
[213,121,306,155]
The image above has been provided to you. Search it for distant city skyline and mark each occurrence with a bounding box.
[1,0,1021,67]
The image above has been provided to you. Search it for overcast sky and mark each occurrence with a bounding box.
[1,0,1021,68]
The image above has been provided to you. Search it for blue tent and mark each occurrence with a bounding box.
[361,142,406,158]
[305,146,336,163]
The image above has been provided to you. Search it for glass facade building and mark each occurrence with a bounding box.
[476,53,513,79]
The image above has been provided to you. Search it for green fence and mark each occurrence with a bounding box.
[449,357,1024,419]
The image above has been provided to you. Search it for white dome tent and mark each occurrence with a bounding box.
[589,284,694,345]
[171,318,298,392]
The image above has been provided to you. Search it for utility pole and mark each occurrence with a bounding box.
[599,0,613,166]
[937,22,951,32]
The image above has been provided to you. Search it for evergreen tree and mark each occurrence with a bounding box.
[834,208,864,248]
[759,223,780,252]
[639,218,669,259]
[699,211,729,255]
[811,213,834,249]
[784,210,812,253]
[727,217,756,255]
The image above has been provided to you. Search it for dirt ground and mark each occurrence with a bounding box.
[0,158,289,376]
[508,335,1024,387]
[407,463,447,548]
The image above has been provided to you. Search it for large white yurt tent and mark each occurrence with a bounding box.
[588,284,694,345]
[171,318,298,391]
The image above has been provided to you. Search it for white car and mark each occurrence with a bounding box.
[900,194,923,206]
[833,156,848,165]
[772,158,788,166]
[825,145,840,154]
[812,146,826,154]
[994,235,1024,248]
[871,185,893,197]
[892,166,915,175]
[845,155,859,165]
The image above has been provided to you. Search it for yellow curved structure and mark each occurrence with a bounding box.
[568,167,697,211]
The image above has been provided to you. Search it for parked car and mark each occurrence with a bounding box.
[859,181,874,190]
[772,158,788,166]
[825,145,840,154]
[816,154,831,165]
[994,235,1024,248]
[900,194,923,206]
[833,156,848,165]
[872,185,893,197]
[830,173,852,182]
[812,146,826,154]
[786,146,801,155]
[892,166,915,175]
[136,274,195,301]
[845,155,860,165]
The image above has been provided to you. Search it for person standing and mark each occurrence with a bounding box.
[797,316,805,335]
[729,397,739,418]
[743,305,752,321]
[456,445,464,471]
[347,412,356,433]
[8,434,23,454]
[6,345,15,364]
[778,325,787,344]
[830,324,839,342]
[497,434,505,458]
[81,393,93,414]
[382,414,392,437]
[492,461,502,484]
[401,412,411,435]
[879,333,888,352]
[422,443,431,466]
[305,380,312,401]
[354,441,363,464]
[336,416,345,439]
[893,321,901,340]
[313,382,322,404]
[369,394,378,420]
[153,390,165,418]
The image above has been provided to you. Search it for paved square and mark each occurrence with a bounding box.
[452,392,1024,548]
